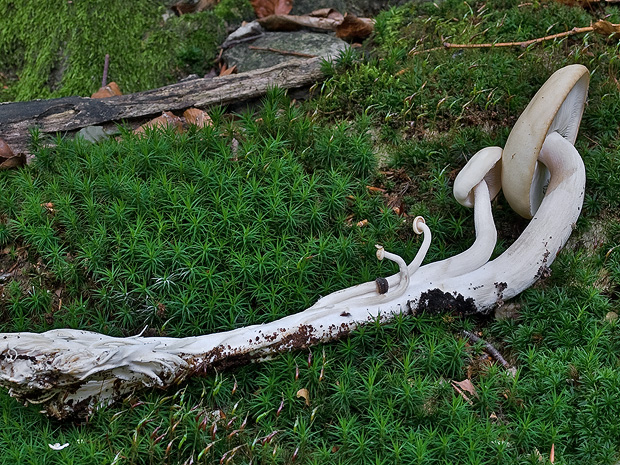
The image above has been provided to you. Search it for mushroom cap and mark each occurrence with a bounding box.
[501,64,589,219]
[454,146,502,208]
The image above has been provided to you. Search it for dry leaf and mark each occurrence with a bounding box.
[258,14,340,31]
[451,379,477,404]
[356,219,368,227]
[310,8,344,22]
[335,14,375,41]
[0,138,25,170]
[0,138,14,160]
[592,20,620,37]
[134,111,183,134]
[183,108,213,128]
[296,388,310,406]
[219,63,237,76]
[251,0,293,19]
[91,82,122,99]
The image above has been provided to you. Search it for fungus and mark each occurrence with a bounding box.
[0,65,590,418]
[501,64,589,218]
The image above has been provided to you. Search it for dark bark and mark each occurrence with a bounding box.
[0,58,324,155]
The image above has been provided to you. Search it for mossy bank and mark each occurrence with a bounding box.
[0,0,253,102]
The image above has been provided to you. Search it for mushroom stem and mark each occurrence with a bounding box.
[407,216,432,274]
[413,180,496,281]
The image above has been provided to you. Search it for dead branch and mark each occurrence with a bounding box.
[462,330,512,369]
[410,20,620,55]
[0,58,324,156]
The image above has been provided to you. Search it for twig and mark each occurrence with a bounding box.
[248,46,317,58]
[102,54,110,87]
[443,26,593,50]
[409,45,446,56]
[410,20,620,56]
[462,330,511,369]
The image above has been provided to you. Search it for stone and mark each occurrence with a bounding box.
[223,31,349,73]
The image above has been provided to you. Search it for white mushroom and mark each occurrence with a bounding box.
[0,65,589,418]
[501,64,589,218]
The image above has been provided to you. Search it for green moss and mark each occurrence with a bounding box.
[1,1,620,464]
[0,0,253,101]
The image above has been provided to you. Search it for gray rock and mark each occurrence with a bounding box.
[223,31,349,73]
[221,21,264,49]
[77,126,119,143]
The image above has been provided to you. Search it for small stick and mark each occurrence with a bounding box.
[410,24,608,56]
[409,45,447,56]
[462,330,511,369]
[443,26,593,50]
[248,46,317,58]
[102,54,110,87]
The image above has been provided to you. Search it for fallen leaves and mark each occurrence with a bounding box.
[256,8,374,41]
[335,14,375,41]
[219,63,237,76]
[251,0,293,19]
[91,82,122,99]
[451,378,478,405]
[0,138,25,170]
[183,108,213,128]
[134,111,183,135]
[133,108,213,135]
[296,388,310,406]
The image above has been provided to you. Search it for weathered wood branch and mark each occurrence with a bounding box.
[0,57,324,155]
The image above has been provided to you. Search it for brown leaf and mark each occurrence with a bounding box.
[183,108,213,128]
[335,14,375,41]
[251,0,293,19]
[451,379,477,404]
[592,20,620,37]
[91,81,122,99]
[0,138,15,159]
[310,8,344,21]
[134,111,183,134]
[258,14,340,31]
[296,388,310,406]
[219,63,237,76]
[0,138,25,170]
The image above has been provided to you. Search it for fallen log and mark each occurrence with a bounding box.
[0,57,324,156]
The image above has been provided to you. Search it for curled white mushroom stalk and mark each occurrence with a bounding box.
[0,65,589,419]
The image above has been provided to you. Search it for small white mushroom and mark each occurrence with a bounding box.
[0,65,590,418]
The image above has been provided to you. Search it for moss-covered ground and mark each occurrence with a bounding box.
[1,0,620,464]
[0,0,253,101]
